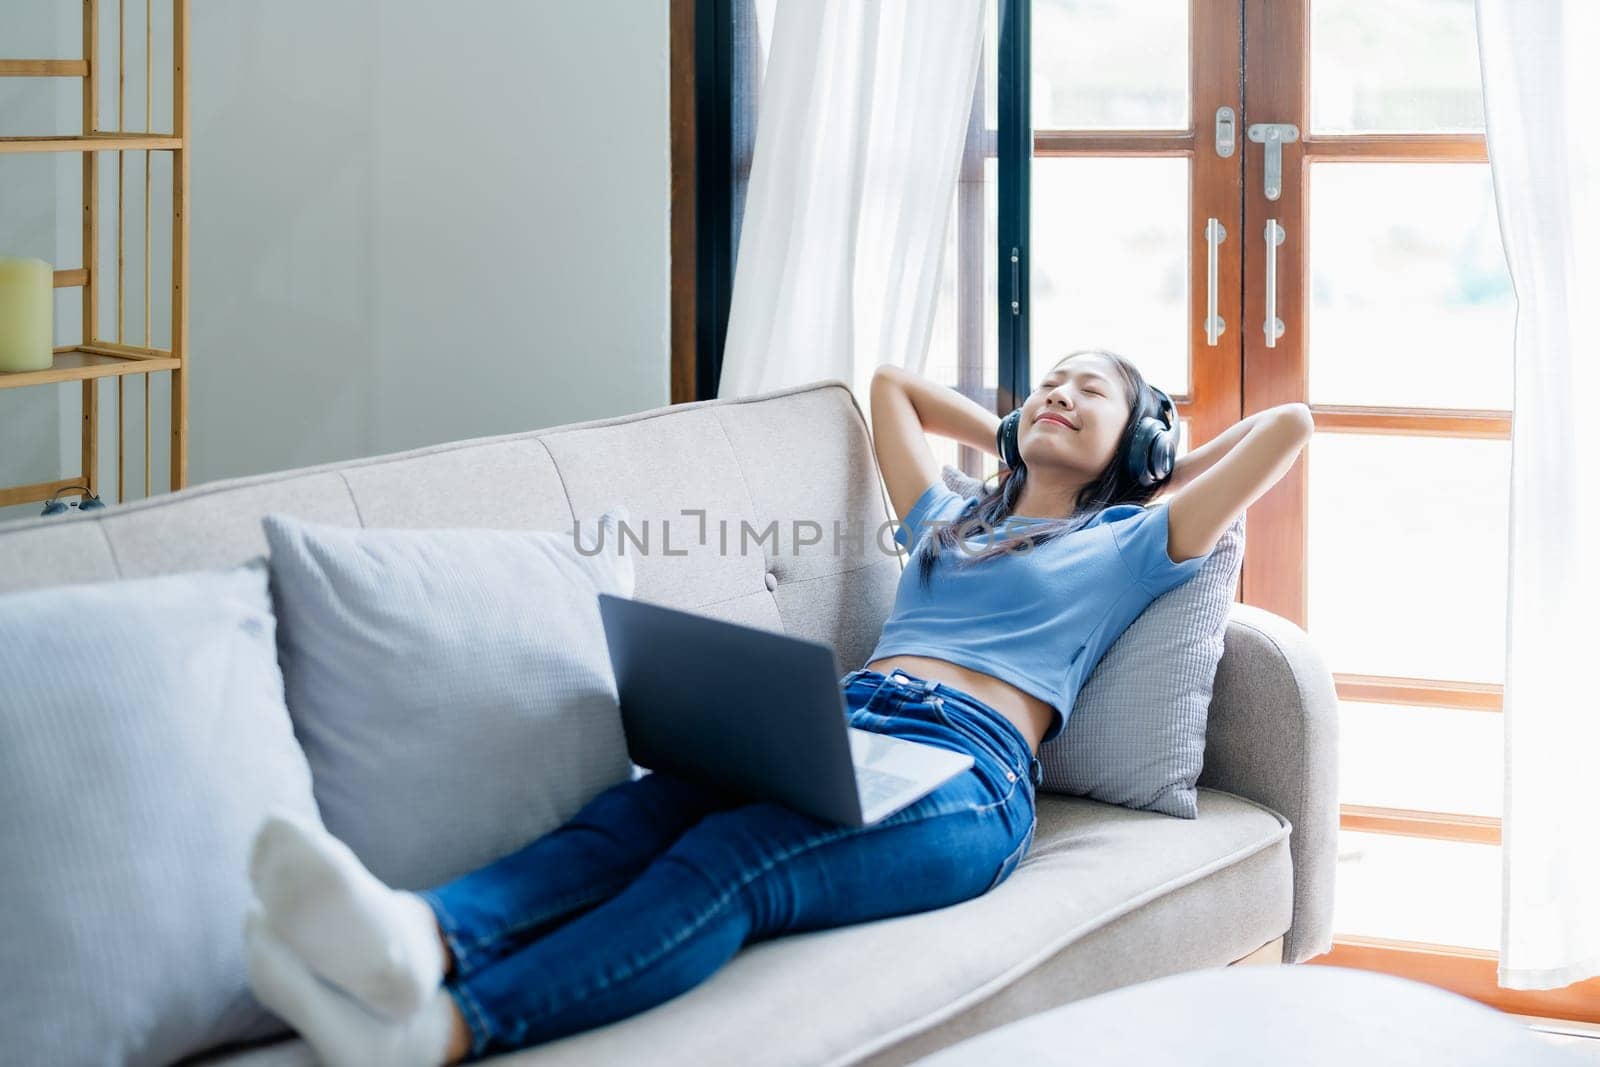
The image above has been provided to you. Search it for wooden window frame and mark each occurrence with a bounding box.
[672,0,1590,1019]
[1242,0,1596,1022]
[670,0,1030,422]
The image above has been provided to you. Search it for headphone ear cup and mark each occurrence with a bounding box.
[1144,388,1179,486]
[78,493,106,512]
[1149,429,1175,484]
[997,409,1024,469]
[1125,387,1179,487]
[1126,418,1159,486]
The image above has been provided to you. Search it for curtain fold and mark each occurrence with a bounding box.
[716,0,984,402]
[1476,0,1600,990]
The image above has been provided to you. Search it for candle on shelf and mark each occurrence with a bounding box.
[0,256,54,373]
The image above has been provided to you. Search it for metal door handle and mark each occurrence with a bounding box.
[1264,219,1286,347]
[1204,217,1226,346]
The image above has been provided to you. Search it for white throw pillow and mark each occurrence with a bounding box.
[0,559,320,1065]
[940,466,1243,817]
[262,508,636,888]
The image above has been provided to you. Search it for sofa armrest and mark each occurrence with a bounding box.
[1197,603,1339,965]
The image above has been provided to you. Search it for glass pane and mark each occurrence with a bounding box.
[1310,0,1486,134]
[1309,163,1513,411]
[1307,432,1510,683]
[1340,701,1503,817]
[1335,830,1499,949]
[1032,0,1189,130]
[1030,157,1189,397]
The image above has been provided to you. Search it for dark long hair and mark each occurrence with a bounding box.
[914,349,1169,589]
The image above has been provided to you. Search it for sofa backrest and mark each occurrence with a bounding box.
[0,380,905,675]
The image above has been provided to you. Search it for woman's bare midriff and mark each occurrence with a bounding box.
[862,654,1051,755]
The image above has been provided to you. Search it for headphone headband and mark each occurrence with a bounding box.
[995,382,1178,488]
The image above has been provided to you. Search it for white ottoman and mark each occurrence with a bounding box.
[909,965,1589,1066]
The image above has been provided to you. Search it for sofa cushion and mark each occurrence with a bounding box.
[187,788,1290,1067]
[0,559,320,1066]
[940,465,1245,818]
[262,510,636,890]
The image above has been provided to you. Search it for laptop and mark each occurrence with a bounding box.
[596,593,974,827]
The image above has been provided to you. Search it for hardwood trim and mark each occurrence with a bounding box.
[1336,673,1503,712]
[1184,0,1246,452]
[1304,133,1488,163]
[52,268,89,288]
[670,0,697,404]
[0,348,180,389]
[1312,404,1511,439]
[78,341,172,361]
[1033,129,1193,156]
[0,60,89,77]
[1341,804,1501,846]
[170,0,190,491]
[1239,0,1309,625]
[82,0,99,500]
[1315,937,1600,1025]
[0,133,180,153]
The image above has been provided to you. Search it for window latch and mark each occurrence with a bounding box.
[1247,122,1300,201]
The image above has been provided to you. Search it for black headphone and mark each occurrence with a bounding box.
[996,383,1178,488]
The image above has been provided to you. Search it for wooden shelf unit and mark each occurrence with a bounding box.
[0,133,183,153]
[0,0,190,507]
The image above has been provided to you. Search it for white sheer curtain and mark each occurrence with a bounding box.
[716,0,984,402]
[1476,0,1600,990]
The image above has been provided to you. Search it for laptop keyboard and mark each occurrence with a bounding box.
[856,766,920,811]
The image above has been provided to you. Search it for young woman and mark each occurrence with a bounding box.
[242,350,1312,1065]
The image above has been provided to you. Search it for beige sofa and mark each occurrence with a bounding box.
[0,380,1337,1066]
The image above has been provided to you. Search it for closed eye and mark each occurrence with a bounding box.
[1039,379,1106,398]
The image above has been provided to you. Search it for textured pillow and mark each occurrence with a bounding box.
[262,509,636,889]
[0,559,320,1066]
[940,465,1245,817]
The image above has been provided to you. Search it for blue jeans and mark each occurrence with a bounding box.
[415,667,1040,1060]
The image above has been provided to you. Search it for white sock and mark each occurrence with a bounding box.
[248,808,446,1019]
[244,905,458,1067]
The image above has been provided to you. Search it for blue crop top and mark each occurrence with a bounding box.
[865,481,1216,745]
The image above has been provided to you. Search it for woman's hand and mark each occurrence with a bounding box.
[870,366,1001,524]
[871,366,1000,457]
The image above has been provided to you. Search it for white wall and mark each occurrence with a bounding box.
[2,0,669,520]
[187,0,670,484]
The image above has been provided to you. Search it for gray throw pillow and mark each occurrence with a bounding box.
[940,466,1244,818]
[262,510,636,890]
[0,559,320,1066]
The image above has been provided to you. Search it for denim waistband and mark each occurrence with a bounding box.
[841,667,1043,786]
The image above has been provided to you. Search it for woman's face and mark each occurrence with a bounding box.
[1018,355,1131,476]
